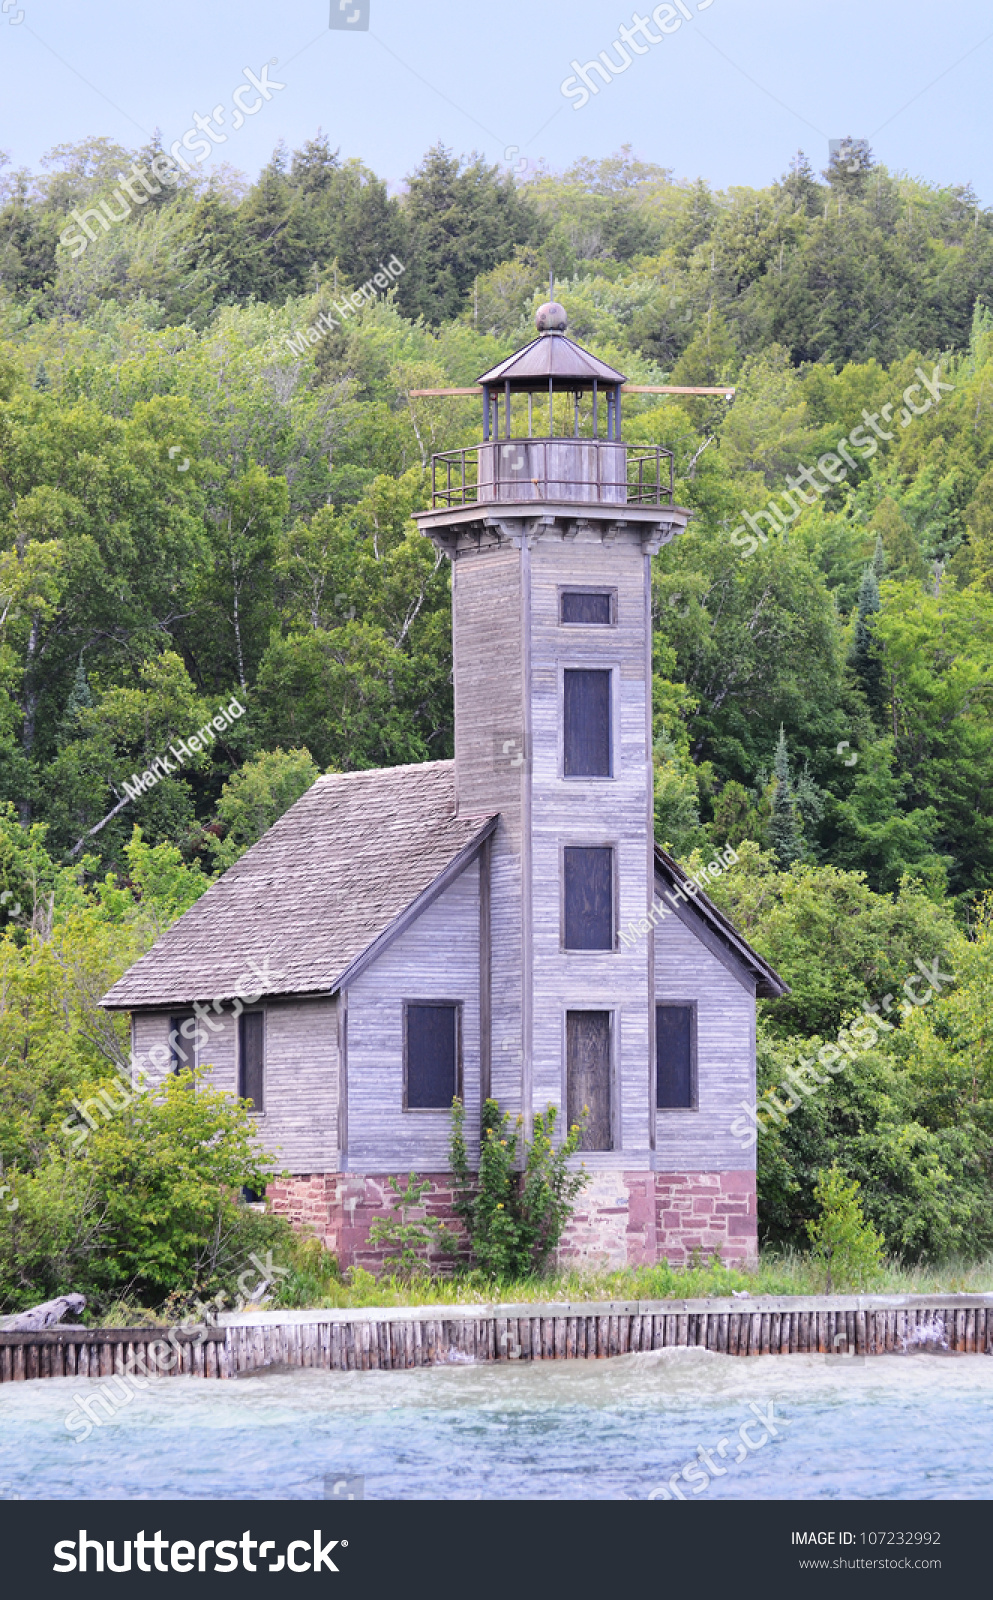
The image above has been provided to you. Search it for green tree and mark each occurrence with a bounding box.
[205,746,320,871]
[806,1163,884,1291]
[770,727,803,867]
[851,565,883,716]
[399,145,543,326]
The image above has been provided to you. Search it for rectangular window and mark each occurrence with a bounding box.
[567,1010,611,1151]
[563,846,613,950]
[169,1013,196,1076]
[563,668,611,777]
[656,1004,696,1109]
[560,590,612,625]
[405,1003,460,1110]
[238,1011,265,1112]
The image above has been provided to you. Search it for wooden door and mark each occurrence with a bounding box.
[566,1010,611,1150]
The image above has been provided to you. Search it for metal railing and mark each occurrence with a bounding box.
[430,441,675,509]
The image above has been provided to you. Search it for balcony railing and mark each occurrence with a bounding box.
[430,440,675,510]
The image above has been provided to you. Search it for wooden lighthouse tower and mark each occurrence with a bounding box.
[414,300,692,1161]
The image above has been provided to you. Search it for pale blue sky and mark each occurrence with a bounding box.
[1,0,991,200]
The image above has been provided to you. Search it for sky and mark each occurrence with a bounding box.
[0,0,991,202]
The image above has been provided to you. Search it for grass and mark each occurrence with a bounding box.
[88,1248,993,1325]
[260,1248,993,1313]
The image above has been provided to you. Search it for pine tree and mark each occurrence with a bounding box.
[769,725,803,867]
[60,657,93,738]
[779,150,820,215]
[852,565,883,716]
[872,534,885,580]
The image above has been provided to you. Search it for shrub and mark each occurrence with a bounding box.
[806,1163,885,1292]
[0,1072,280,1315]
[367,1173,451,1278]
[450,1097,588,1279]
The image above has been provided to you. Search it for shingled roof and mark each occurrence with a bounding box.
[102,761,496,1011]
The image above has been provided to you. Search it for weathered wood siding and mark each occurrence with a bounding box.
[451,541,526,1120]
[653,903,755,1172]
[347,861,481,1170]
[477,440,628,503]
[529,533,654,1163]
[131,997,340,1174]
[255,996,339,1172]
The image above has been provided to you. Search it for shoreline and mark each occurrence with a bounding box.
[3,1292,990,1383]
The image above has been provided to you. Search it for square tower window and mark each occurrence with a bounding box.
[404,1002,462,1109]
[560,590,613,625]
[563,668,611,777]
[563,846,614,950]
[656,1003,697,1109]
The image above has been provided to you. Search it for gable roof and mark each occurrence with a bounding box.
[654,845,789,1000]
[477,333,627,389]
[101,761,495,1012]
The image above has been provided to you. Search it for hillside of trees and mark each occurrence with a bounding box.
[2,133,993,1301]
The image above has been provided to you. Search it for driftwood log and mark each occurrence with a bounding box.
[0,1293,86,1332]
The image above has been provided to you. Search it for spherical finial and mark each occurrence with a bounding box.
[536,301,568,334]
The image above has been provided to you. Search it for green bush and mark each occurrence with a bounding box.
[806,1164,885,1292]
[367,1173,452,1279]
[450,1097,588,1280]
[0,1072,281,1316]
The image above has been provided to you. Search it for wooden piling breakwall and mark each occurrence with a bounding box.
[1,1294,991,1383]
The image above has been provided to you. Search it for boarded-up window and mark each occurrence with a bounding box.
[563,669,611,777]
[238,1011,265,1112]
[405,1003,460,1109]
[561,590,612,625]
[563,846,613,949]
[567,1011,611,1150]
[656,1004,695,1109]
[169,1013,196,1075]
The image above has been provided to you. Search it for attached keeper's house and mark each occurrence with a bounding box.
[102,304,786,1268]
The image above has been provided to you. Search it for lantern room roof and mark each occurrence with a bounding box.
[477,331,627,391]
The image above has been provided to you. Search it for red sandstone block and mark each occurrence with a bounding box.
[729,1216,758,1237]
[692,1199,715,1215]
[720,1171,757,1192]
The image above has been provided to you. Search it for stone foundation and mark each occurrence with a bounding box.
[268,1168,757,1271]
[559,1169,757,1269]
[266,1173,466,1274]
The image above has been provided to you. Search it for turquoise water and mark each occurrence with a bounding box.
[1,1349,991,1500]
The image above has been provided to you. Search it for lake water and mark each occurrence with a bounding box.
[1,1349,991,1500]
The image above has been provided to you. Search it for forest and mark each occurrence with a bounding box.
[1,130,992,1309]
